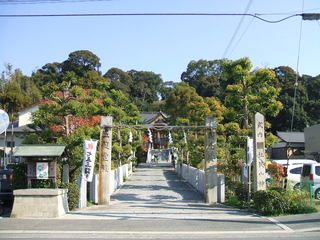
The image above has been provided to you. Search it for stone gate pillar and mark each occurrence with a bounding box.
[205,117,218,205]
[99,116,113,205]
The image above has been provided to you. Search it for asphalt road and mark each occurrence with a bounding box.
[1,162,319,239]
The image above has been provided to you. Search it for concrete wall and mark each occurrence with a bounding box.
[18,105,39,127]
[11,189,69,218]
[176,163,205,195]
[88,162,133,204]
[175,163,225,203]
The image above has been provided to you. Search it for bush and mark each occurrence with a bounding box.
[60,182,79,211]
[235,182,249,202]
[12,163,28,189]
[225,181,249,208]
[253,190,287,215]
[31,179,55,188]
[253,189,317,216]
[284,190,317,215]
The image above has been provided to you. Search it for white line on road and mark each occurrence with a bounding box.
[0,230,293,235]
[265,217,294,232]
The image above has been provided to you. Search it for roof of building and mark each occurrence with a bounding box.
[140,111,169,124]
[13,145,65,157]
[277,131,305,143]
[271,142,304,149]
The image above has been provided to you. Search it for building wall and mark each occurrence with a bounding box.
[18,105,39,127]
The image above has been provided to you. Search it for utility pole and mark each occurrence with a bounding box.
[99,116,113,205]
[204,117,218,205]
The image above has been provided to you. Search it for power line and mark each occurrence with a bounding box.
[0,0,112,4]
[0,12,301,23]
[290,0,304,132]
[229,16,255,56]
[222,0,253,59]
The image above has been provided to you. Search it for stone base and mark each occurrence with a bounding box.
[11,188,69,218]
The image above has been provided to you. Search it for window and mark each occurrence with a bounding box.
[290,167,302,174]
[302,165,311,177]
[6,141,15,148]
[315,166,320,176]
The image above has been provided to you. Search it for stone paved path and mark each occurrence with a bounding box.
[63,162,278,225]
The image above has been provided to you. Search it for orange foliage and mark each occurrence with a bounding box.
[50,115,101,135]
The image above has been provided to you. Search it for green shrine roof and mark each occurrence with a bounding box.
[13,145,65,157]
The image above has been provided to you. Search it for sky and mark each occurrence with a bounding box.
[1,0,320,82]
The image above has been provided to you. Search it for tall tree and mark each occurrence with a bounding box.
[270,66,308,132]
[224,58,282,129]
[128,70,164,110]
[62,50,101,77]
[181,59,228,99]
[165,83,211,125]
[104,67,133,95]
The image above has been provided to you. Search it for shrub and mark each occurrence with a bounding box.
[234,182,249,202]
[284,190,317,214]
[31,179,55,188]
[253,189,317,216]
[12,163,28,189]
[225,181,249,208]
[253,190,288,215]
[60,182,79,210]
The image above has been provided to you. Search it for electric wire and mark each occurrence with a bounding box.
[0,0,111,4]
[0,12,301,23]
[222,0,253,59]
[229,14,255,56]
[290,0,304,132]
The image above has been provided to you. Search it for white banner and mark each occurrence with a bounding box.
[247,137,254,166]
[36,162,49,179]
[82,140,98,182]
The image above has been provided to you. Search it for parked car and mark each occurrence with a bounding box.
[272,159,317,166]
[0,169,13,204]
[270,159,317,189]
[300,163,320,199]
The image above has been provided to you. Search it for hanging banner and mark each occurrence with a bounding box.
[168,131,173,144]
[247,137,254,166]
[128,131,133,143]
[82,139,98,182]
[36,162,49,179]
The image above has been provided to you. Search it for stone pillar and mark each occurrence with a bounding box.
[99,116,113,205]
[253,112,266,192]
[205,117,218,205]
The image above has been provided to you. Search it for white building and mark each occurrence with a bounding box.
[0,105,39,167]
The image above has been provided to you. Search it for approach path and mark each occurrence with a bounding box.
[3,162,311,239]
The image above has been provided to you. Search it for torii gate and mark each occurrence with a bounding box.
[99,116,218,205]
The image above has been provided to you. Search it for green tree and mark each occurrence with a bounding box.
[165,83,211,125]
[181,59,228,98]
[270,66,308,132]
[128,70,164,110]
[224,58,282,129]
[0,67,41,118]
[62,50,101,77]
[104,68,133,95]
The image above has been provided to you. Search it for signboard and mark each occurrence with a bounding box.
[82,139,98,182]
[253,112,266,191]
[36,162,49,179]
[0,109,9,135]
[304,124,320,154]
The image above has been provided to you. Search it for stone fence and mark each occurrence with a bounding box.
[175,162,225,203]
[87,162,133,205]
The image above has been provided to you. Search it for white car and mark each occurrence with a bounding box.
[270,159,317,189]
[301,163,320,199]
